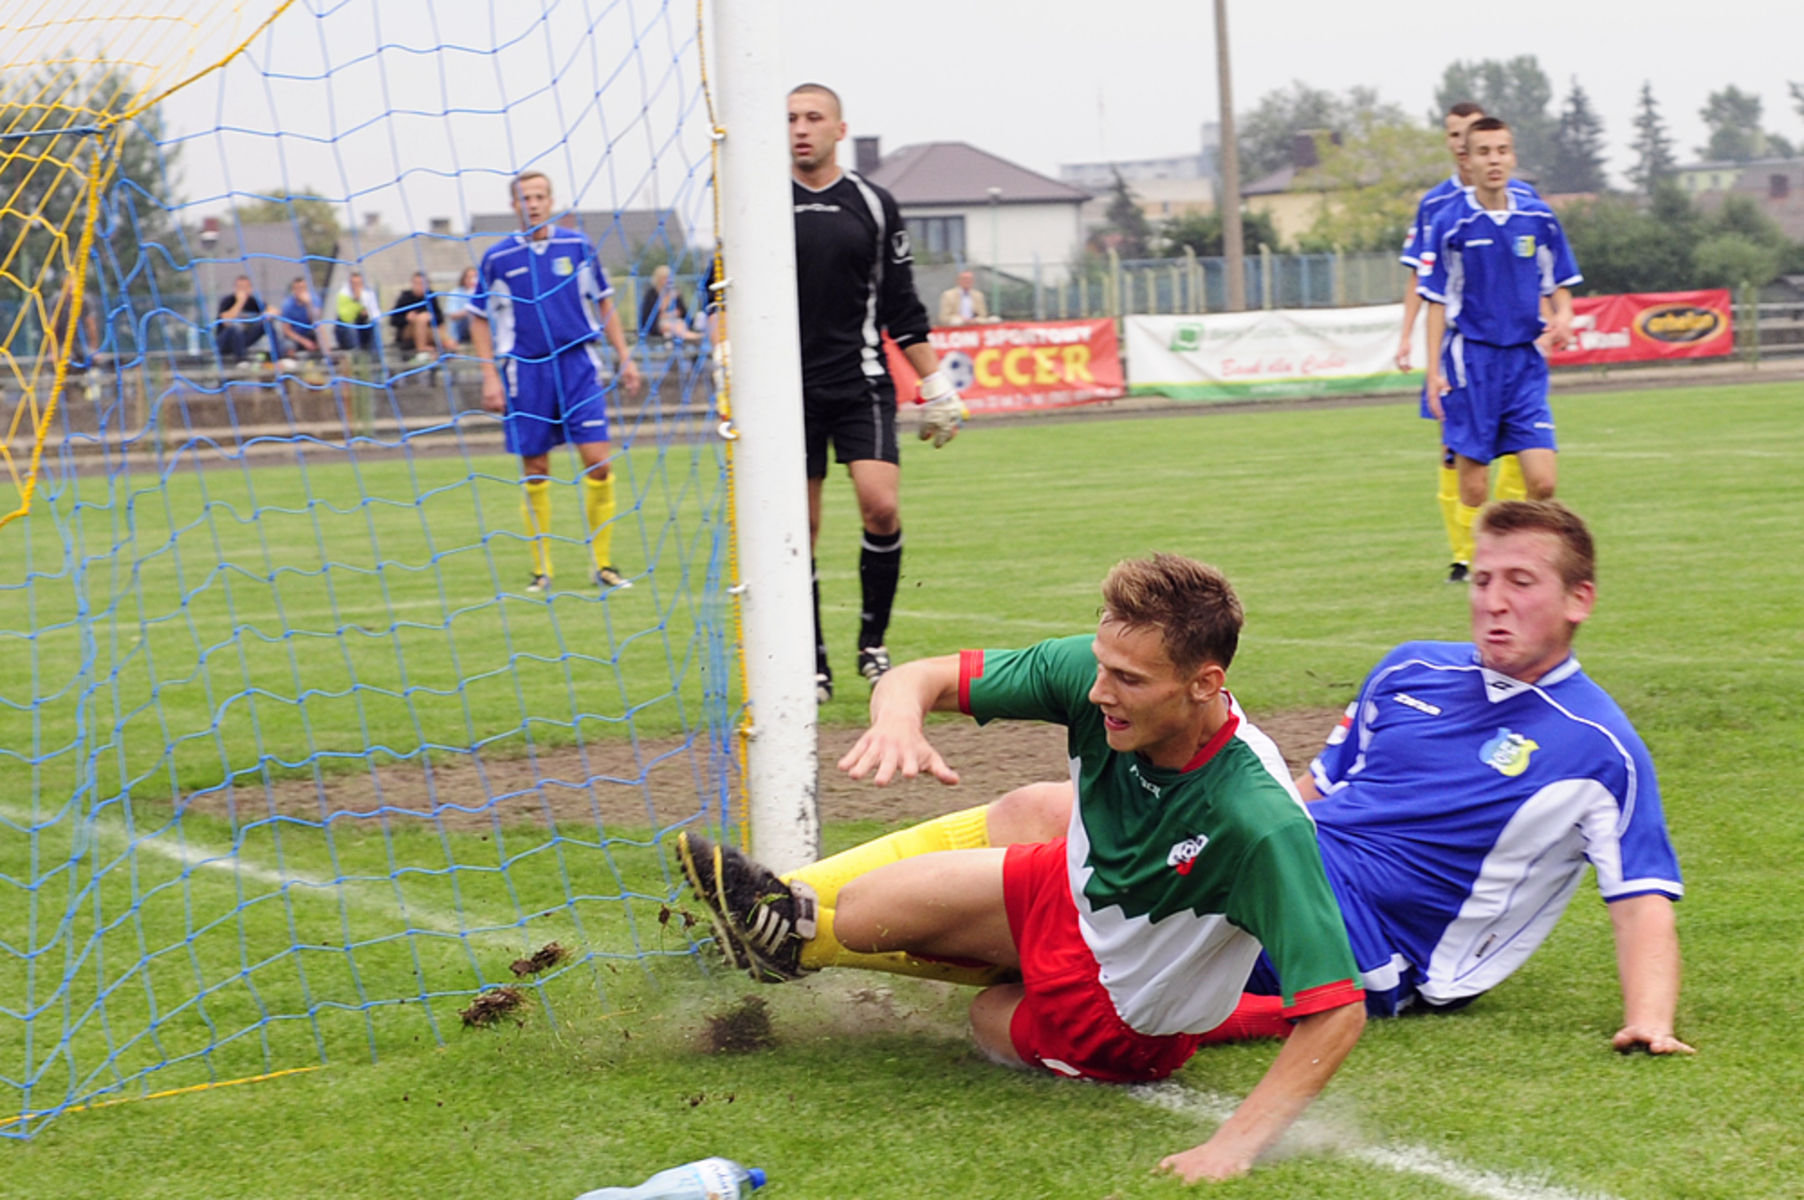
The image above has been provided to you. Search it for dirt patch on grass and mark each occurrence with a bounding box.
[182,708,1342,832]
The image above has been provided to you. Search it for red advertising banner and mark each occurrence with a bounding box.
[884,318,1126,413]
[1547,289,1734,366]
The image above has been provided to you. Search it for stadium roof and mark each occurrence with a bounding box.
[864,142,1090,207]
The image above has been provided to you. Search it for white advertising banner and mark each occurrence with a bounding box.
[1126,305,1427,401]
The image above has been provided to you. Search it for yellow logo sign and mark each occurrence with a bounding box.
[552,256,575,276]
[1634,304,1721,344]
[1480,728,1539,777]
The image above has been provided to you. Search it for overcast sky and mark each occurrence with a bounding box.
[139,0,1801,233]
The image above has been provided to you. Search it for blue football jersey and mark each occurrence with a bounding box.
[1401,175,1542,269]
[1306,641,1681,1008]
[468,225,614,360]
[1417,189,1579,346]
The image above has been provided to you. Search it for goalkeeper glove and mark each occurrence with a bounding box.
[916,370,966,449]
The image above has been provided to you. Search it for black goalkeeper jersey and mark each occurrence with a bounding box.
[793,170,932,391]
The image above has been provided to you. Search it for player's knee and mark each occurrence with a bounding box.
[859,500,899,534]
[987,782,1072,845]
[833,875,883,952]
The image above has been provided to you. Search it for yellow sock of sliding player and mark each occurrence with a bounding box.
[1438,462,1463,563]
[583,473,617,571]
[798,904,1015,986]
[1494,454,1527,502]
[522,479,554,577]
[783,804,990,907]
[1454,501,1481,568]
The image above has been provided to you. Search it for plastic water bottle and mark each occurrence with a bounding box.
[575,1157,767,1199]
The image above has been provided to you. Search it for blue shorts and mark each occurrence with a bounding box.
[503,347,611,458]
[1438,337,1555,464]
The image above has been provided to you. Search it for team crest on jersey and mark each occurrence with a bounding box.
[891,229,911,261]
[1480,728,1539,776]
[553,256,575,276]
[1513,235,1536,258]
[1167,834,1209,876]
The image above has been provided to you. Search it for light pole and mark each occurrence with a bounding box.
[987,186,1002,318]
[1215,0,1246,311]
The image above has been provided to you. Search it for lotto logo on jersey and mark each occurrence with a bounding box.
[1513,235,1536,258]
[1480,728,1540,776]
[1166,834,1210,876]
[552,256,575,276]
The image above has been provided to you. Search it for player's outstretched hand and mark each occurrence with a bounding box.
[1157,1142,1252,1184]
[618,357,644,395]
[838,718,959,787]
[1394,336,1413,372]
[1613,1024,1695,1055]
[480,370,507,414]
[1423,372,1448,421]
[916,369,966,449]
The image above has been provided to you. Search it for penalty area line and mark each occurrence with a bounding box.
[1127,1080,1621,1200]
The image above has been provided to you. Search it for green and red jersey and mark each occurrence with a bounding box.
[960,636,1362,1036]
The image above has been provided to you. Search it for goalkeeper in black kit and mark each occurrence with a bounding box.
[787,82,966,703]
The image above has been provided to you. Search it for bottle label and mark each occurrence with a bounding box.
[692,1158,739,1198]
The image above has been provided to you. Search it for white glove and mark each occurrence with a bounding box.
[916,370,966,449]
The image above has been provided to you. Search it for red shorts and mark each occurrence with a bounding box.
[1003,839,1201,1083]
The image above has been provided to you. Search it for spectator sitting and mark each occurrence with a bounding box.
[937,268,994,326]
[333,271,381,355]
[215,274,269,364]
[390,271,451,363]
[637,264,701,346]
[275,275,324,361]
[442,265,479,348]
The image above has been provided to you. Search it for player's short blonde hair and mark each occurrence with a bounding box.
[511,170,553,201]
[1100,554,1242,673]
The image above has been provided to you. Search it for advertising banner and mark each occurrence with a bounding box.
[884,318,1125,413]
[1546,289,1734,365]
[1125,305,1421,402]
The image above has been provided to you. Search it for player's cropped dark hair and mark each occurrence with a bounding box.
[1477,501,1596,588]
[1100,554,1242,673]
[1446,101,1484,119]
[1467,116,1510,136]
[788,82,842,116]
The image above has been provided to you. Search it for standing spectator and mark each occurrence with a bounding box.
[333,271,381,355]
[467,170,644,594]
[937,268,991,326]
[214,274,268,364]
[390,271,450,362]
[786,81,965,703]
[443,265,479,348]
[274,276,323,361]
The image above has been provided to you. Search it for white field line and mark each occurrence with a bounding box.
[1130,1080,1622,1200]
[0,797,524,949]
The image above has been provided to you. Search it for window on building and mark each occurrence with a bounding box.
[906,215,966,263]
[1771,174,1790,200]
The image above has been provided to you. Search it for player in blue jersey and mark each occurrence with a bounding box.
[1420,119,1579,557]
[468,170,643,594]
[1294,501,1688,1051]
[1397,101,1534,583]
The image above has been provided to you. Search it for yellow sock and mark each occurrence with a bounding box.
[783,804,991,908]
[522,479,554,577]
[1494,454,1527,502]
[799,903,1016,986]
[1454,501,1481,568]
[583,473,617,572]
[1437,461,1463,563]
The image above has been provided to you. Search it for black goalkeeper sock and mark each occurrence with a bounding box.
[811,557,829,678]
[858,527,902,650]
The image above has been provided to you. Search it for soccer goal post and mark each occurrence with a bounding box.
[0,0,816,1137]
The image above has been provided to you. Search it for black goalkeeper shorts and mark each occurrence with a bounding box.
[803,376,898,479]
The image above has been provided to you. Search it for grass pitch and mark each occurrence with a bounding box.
[7,379,1802,1197]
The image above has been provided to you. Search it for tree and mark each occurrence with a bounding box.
[1692,233,1782,289]
[237,190,342,290]
[1092,169,1154,259]
[1558,187,1700,293]
[1792,81,1804,124]
[1434,56,1557,178]
[1547,80,1608,194]
[1,61,182,354]
[1293,117,1444,253]
[1698,85,1771,161]
[1158,208,1281,258]
[1236,82,1408,182]
[1627,82,1677,195]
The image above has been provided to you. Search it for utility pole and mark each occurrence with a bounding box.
[1215,0,1246,311]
